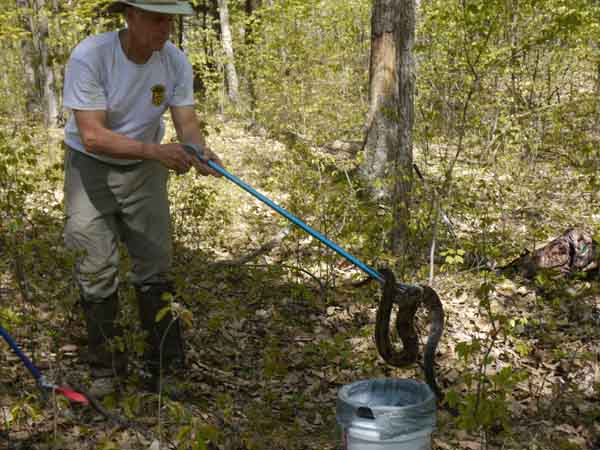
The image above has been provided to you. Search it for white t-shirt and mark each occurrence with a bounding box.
[63,31,194,165]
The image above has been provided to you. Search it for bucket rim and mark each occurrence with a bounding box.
[338,378,436,405]
[337,378,436,419]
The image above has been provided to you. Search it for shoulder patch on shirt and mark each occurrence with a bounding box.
[151,84,166,106]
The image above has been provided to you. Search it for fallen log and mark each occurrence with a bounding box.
[501,228,598,278]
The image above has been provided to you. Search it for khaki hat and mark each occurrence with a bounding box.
[108,0,194,15]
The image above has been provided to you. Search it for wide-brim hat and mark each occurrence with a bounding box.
[108,0,194,16]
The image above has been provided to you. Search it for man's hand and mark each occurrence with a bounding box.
[191,146,224,177]
[170,106,224,177]
[146,143,197,174]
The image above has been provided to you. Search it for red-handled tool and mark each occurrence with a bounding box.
[0,324,88,404]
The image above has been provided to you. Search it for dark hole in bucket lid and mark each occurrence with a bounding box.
[356,407,375,419]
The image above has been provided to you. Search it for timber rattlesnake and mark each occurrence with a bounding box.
[375,268,445,399]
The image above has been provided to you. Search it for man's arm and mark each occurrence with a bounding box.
[74,109,196,173]
[170,105,223,177]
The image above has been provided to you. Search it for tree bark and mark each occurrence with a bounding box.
[217,0,240,104]
[17,0,59,125]
[17,0,39,116]
[245,0,261,114]
[361,0,415,256]
[37,0,59,126]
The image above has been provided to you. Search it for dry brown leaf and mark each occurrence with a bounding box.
[458,439,482,450]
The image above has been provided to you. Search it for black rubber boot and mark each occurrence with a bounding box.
[81,291,128,397]
[136,281,185,396]
[136,282,185,370]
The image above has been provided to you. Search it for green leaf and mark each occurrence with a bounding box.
[156,306,171,323]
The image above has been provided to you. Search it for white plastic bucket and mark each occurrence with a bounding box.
[337,379,436,450]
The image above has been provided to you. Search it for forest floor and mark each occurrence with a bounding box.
[1,119,599,450]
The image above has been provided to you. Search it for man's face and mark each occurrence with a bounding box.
[127,8,174,51]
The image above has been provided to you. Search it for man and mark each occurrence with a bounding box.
[62,0,222,397]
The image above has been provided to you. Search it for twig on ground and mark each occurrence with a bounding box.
[208,229,290,268]
[192,361,253,390]
[66,380,155,442]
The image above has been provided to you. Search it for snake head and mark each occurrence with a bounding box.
[379,266,422,305]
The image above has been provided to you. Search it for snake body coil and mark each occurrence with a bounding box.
[375,268,445,399]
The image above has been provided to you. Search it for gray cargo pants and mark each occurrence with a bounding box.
[63,147,172,301]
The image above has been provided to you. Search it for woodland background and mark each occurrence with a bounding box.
[0,0,599,449]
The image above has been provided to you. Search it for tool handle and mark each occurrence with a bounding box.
[0,324,42,381]
[183,143,385,283]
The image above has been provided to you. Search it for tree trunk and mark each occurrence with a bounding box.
[17,0,39,116]
[37,0,59,126]
[361,0,415,257]
[217,0,240,104]
[17,0,59,125]
[245,0,261,114]
[390,0,415,256]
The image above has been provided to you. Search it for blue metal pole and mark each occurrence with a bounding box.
[183,144,385,284]
[0,324,42,381]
